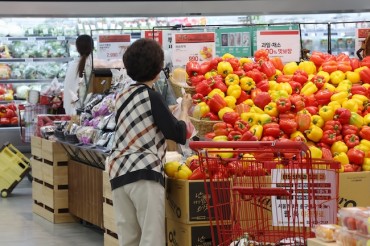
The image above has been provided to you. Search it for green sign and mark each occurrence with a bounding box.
[215,27,252,58]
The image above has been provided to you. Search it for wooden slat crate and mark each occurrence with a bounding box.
[31,136,42,158]
[103,198,117,233]
[103,171,112,200]
[104,229,119,246]
[41,138,68,162]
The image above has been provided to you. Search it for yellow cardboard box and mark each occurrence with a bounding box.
[338,171,370,208]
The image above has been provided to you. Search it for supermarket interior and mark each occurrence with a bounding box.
[1,1,370,246]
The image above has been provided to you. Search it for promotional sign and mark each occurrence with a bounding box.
[97,34,131,60]
[215,27,252,57]
[171,32,215,67]
[355,28,370,58]
[143,30,163,46]
[271,169,337,227]
[257,30,301,62]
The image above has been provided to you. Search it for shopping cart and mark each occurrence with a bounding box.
[189,141,340,246]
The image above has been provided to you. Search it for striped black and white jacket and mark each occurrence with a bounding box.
[107,84,187,190]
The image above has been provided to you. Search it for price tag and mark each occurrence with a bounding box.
[257,30,301,62]
[171,32,216,67]
[57,36,66,41]
[97,34,131,60]
[144,30,163,46]
[25,58,34,63]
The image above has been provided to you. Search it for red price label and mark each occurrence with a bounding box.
[188,56,199,62]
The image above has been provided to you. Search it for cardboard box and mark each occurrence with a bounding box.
[338,171,370,208]
[165,178,230,224]
[166,218,220,246]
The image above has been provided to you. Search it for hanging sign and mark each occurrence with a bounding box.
[97,34,131,60]
[257,30,301,62]
[143,30,163,46]
[171,32,215,67]
[215,27,252,57]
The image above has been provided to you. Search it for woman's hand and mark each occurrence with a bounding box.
[181,94,193,112]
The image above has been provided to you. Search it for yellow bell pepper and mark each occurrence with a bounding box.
[331,141,348,155]
[224,96,237,109]
[268,80,279,91]
[225,73,240,86]
[240,76,255,91]
[322,83,336,92]
[264,102,278,117]
[360,139,370,149]
[335,84,351,93]
[319,105,335,122]
[352,94,369,104]
[217,148,235,159]
[363,114,370,126]
[333,152,349,165]
[355,143,370,153]
[204,70,218,80]
[280,82,292,95]
[250,124,263,140]
[300,81,318,96]
[298,61,316,75]
[305,125,323,142]
[362,158,370,171]
[342,99,359,112]
[346,71,361,83]
[309,146,322,159]
[330,70,345,85]
[208,88,225,98]
[349,112,364,128]
[222,53,234,59]
[354,66,368,73]
[328,101,341,112]
[249,106,265,114]
[311,115,324,128]
[269,69,282,81]
[239,57,252,66]
[227,84,242,99]
[257,114,271,125]
[192,102,210,119]
[213,135,228,141]
[217,61,233,78]
[317,71,330,83]
[291,131,307,142]
[363,83,370,89]
[269,90,289,102]
[283,61,298,75]
[218,107,234,120]
[241,112,259,126]
[338,79,352,87]
[244,99,254,107]
[331,91,349,105]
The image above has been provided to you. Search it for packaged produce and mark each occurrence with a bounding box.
[338,207,368,231]
[313,224,341,242]
[355,209,370,235]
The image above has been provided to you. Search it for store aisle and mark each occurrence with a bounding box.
[0,178,104,246]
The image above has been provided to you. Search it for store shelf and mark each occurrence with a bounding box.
[0,79,63,84]
[0,58,72,63]
[0,36,77,42]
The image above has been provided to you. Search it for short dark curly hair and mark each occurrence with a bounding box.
[123,38,164,83]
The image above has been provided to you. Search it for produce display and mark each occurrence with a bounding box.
[185,51,370,173]
[0,103,19,126]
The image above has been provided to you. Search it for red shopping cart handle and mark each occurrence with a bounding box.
[232,187,292,197]
[189,141,309,152]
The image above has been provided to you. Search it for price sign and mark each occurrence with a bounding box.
[143,30,163,46]
[171,32,215,66]
[257,30,301,62]
[97,34,131,60]
[355,28,370,57]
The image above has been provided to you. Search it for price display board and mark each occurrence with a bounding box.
[143,30,163,46]
[257,30,301,62]
[97,34,131,60]
[171,32,215,67]
[215,27,252,57]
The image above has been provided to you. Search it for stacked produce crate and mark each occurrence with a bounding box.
[30,136,75,223]
[102,171,119,246]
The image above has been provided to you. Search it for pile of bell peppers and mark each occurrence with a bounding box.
[186,50,370,172]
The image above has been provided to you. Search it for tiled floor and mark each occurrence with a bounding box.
[0,177,104,246]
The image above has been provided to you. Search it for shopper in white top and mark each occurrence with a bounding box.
[63,34,93,115]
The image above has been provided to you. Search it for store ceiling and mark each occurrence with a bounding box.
[1,1,370,17]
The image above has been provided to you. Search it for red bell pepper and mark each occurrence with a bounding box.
[240,130,257,141]
[305,106,319,115]
[311,75,326,89]
[347,148,365,165]
[225,57,240,71]
[222,111,240,126]
[233,69,245,77]
[254,49,269,62]
[279,119,297,135]
[360,67,370,83]
[321,147,333,160]
[342,124,359,136]
[255,80,269,92]
[296,113,311,132]
[351,84,368,96]
[321,60,338,74]
[186,61,201,77]
[234,119,249,134]
[251,88,262,101]
[199,61,211,75]
[189,75,205,86]
[321,130,337,146]
[361,56,370,68]
[235,103,250,115]
[303,94,319,107]
[276,74,293,83]
[276,98,292,113]
[188,167,206,180]
[228,130,242,141]
[270,57,284,71]
[263,123,281,138]
[201,112,219,121]
[243,62,254,72]
[212,80,228,93]
[292,70,308,85]
[289,94,305,112]
[344,134,360,148]
[323,120,342,134]
[195,80,213,96]
[261,136,276,141]
[192,93,205,104]
[253,92,271,109]
[359,126,370,141]
[236,90,250,105]
[337,61,352,73]
[204,132,216,140]
[310,51,326,67]
[246,69,265,83]
[209,57,223,70]
[213,122,228,136]
[288,81,302,95]
[350,58,360,70]
[208,94,227,114]
[260,60,276,77]
[314,89,333,106]
[336,53,350,62]
[334,108,351,125]
[317,142,331,150]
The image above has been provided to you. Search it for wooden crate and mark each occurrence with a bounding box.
[41,138,68,162]
[103,198,117,233]
[32,178,75,223]
[104,229,119,246]
[31,158,68,186]
[102,171,112,200]
[31,136,42,158]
